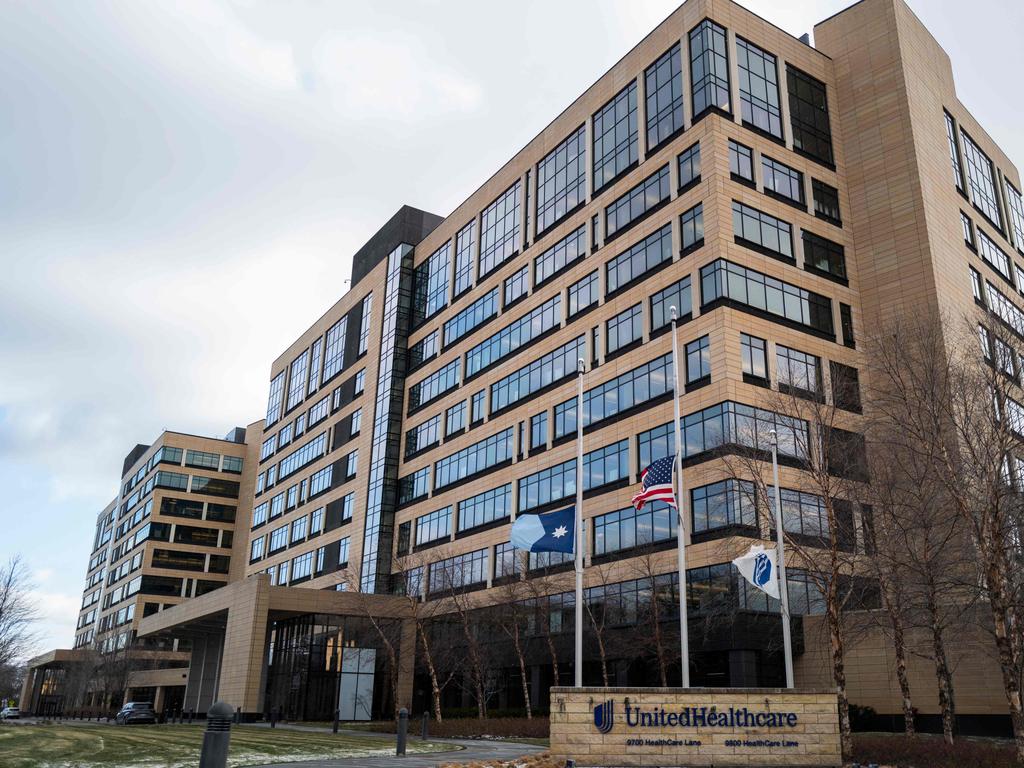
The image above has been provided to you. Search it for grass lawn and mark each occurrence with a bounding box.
[0,722,453,768]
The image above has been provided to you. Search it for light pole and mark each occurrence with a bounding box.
[769,428,795,688]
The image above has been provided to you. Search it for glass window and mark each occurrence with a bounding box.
[465,295,562,377]
[736,37,781,138]
[412,242,450,325]
[605,223,673,294]
[531,412,548,449]
[494,541,520,580]
[944,110,965,193]
[310,507,324,535]
[269,524,288,553]
[645,43,684,150]
[341,492,354,521]
[415,506,452,546]
[250,537,265,561]
[491,336,586,413]
[568,270,599,317]
[307,337,323,395]
[429,548,488,593]
[685,335,711,383]
[553,353,673,439]
[677,142,701,190]
[1005,180,1024,252]
[309,465,333,497]
[840,303,855,348]
[830,361,862,413]
[728,139,754,182]
[690,19,730,117]
[534,225,586,286]
[517,439,630,512]
[592,82,638,192]
[433,428,513,489]
[812,179,841,225]
[638,401,809,466]
[732,201,793,260]
[265,371,285,427]
[961,211,975,248]
[787,65,834,166]
[338,537,350,566]
[594,501,677,555]
[691,480,756,533]
[323,316,348,382]
[802,230,847,280]
[740,333,768,380]
[680,203,704,252]
[970,266,984,304]
[504,265,529,306]
[471,390,486,423]
[961,130,1002,228]
[291,552,313,582]
[308,395,329,426]
[453,220,476,297]
[978,325,992,359]
[405,414,441,458]
[769,487,830,538]
[606,304,642,355]
[650,276,692,331]
[536,124,586,234]
[345,451,358,477]
[776,344,821,395]
[354,369,366,394]
[185,449,220,470]
[978,229,1013,281]
[291,515,307,543]
[479,182,522,277]
[358,293,372,356]
[443,287,499,346]
[458,484,512,532]
[605,165,670,240]
[408,331,438,372]
[701,259,834,337]
[277,432,327,480]
[762,155,804,205]
[408,359,460,412]
[445,401,466,436]
[286,350,309,412]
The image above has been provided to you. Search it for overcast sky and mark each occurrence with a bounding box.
[1,0,1021,657]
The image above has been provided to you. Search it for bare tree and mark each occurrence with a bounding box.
[627,546,674,687]
[344,571,404,720]
[0,556,38,671]
[392,553,458,722]
[492,571,533,719]
[864,314,1024,761]
[722,374,869,759]
[583,560,619,688]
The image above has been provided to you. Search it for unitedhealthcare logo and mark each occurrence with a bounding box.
[593,699,615,734]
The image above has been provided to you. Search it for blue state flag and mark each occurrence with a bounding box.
[510,506,576,554]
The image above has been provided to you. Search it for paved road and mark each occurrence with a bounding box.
[237,722,545,767]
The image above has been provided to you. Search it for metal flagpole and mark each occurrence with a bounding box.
[669,306,690,688]
[769,429,796,688]
[575,357,586,688]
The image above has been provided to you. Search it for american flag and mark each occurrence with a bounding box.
[632,455,677,510]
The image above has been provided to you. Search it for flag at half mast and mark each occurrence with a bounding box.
[631,455,677,510]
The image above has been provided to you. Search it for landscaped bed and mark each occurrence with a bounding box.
[852,732,1019,768]
[0,721,452,768]
[345,715,551,742]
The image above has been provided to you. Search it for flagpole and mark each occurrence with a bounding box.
[669,306,690,688]
[574,357,586,689]
[769,428,795,688]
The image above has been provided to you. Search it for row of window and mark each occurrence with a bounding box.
[266,293,371,428]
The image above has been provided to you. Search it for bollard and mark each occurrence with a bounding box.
[189,709,195,725]
[234,707,240,725]
[332,709,339,734]
[199,701,234,768]
[396,708,408,756]
[270,708,276,728]
[421,711,429,740]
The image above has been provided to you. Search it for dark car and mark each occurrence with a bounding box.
[115,702,156,725]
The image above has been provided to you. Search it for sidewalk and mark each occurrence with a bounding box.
[244,721,545,768]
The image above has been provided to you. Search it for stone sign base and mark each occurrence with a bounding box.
[549,686,841,767]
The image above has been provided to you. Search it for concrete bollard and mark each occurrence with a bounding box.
[421,712,429,740]
[189,709,195,725]
[396,708,408,756]
[199,701,234,768]
[234,707,240,725]
[332,709,339,734]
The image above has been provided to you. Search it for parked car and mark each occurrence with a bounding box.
[115,702,156,725]
[0,706,20,720]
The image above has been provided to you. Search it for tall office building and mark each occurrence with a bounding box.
[23,428,254,715]
[27,0,1024,733]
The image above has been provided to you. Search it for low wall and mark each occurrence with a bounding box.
[549,687,841,767]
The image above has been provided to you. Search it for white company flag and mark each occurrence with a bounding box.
[732,544,780,599]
